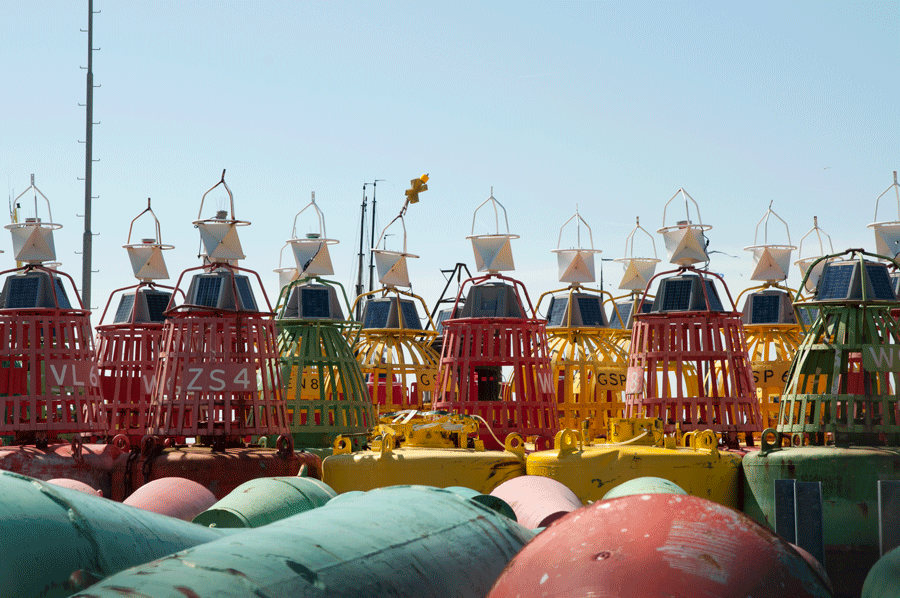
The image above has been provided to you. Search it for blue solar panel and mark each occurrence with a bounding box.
[477,286,501,314]
[435,309,454,334]
[114,294,136,324]
[53,278,71,309]
[865,263,896,300]
[703,280,724,312]
[548,297,568,326]
[5,276,40,308]
[817,263,855,300]
[301,288,331,318]
[194,276,222,307]
[798,306,820,326]
[750,294,781,324]
[577,296,605,326]
[400,300,422,330]
[364,300,392,328]
[235,276,257,311]
[145,292,171,322]
[610,302,632,329]
[661,279,693,311]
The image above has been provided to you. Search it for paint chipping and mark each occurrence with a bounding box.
[540,574,549,584]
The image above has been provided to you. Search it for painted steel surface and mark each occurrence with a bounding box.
[0,310,107,443]
[489,475,583,529]
[0,442,123,498]
[600,475,687,499]
[0,470,226,598]
[546,326,628,441]
[862,545,900,598]
[47,477,103,495]
[193,476,336,528]
[122,476,217,521]
[487,493,833,598]
[626,308,763,445]
[69,486,535,598]
[744,445,900,598]
[445,485,518,521]
[324,446,526,495]
[527,430,743,508]
[744,322,803,429]
[109,446,322,501]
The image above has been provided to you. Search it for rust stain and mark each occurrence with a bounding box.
[698,554,721,569]
[858,502,869,518]
[175,587,202,598]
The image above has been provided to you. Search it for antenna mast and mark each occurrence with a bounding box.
[81,0,99,308]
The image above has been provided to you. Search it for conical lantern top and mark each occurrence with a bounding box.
[614,216,660,291]
[6,174,64,264]
[287,192,339,279]
[867,171,900,259]
[743,201,795,282]
[123,199,173,282]
[192,170,249,264]
[467,188,519,273]
[551,207,601,285]
[657,188,712,266]
[794,216,834,293]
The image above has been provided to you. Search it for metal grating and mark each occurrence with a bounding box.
[661,279,693,311]
[113,294,136,324]
[547,297,569,326]
[577,296,605,326]
[301,288,331,318]
[610,302,632,329]
[400,300,422,330]
[363,300,392,329]
[145,292,171,322]
[816,263,855,300]
[194,276,223,307]
[53,277,72,309]
[703,280,724,312]
[750,294,781,324]
[5,276,41,309]
[866,263,896,301]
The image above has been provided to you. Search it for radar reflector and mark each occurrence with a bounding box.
[744,202,795,282]
[868,172,900,258]
[467,190,519,273]
[657,189,711,266]
[552,209,601,284]
[615,217,660,290]
[795,217,835,293]
[192,171,249,263]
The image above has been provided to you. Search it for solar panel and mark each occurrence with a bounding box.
[798,306,820,326]
[53,278,71,309]
[113,294,136,324]
[363,300,392,328]
[547,297,569,326]
[399,300,422,330]
[892,272,900,296]
[435,308,454,334]
[661,279,693,311]
[610,302,632,329]
[865,263,896,300]
[145,292,171,322]
[4,276,41,308]
[817,263,855,300]
[750,294,781,324]
[639,300,652,313]
[194,276,223,307]
[301,288,331,318]
[478,285,501,314]
[235,277,257,311]
[577,296,605,326]
[703,280,724,312]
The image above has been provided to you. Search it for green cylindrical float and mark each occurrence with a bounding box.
[743,250,900,598]
[0,470,226,598]
[193,476,336,528]
[67,486,535,598]
[445,485,518,521]
[601,475,687,500]
[862,545,900,598]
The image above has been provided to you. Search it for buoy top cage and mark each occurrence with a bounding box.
[123,199,174,282]
[8,175,62,264]
[615,216,660,292]
[657,189,711,267]
[193,170,249,265]
[467,189,519,273]
[794,217,835,294]
[744,202,795,282]
[551,208,601,285]
[287,192,339,280]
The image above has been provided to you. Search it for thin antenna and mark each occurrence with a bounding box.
[81,0,101,310]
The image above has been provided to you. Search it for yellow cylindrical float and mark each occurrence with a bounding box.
[322,413,526,494]
[526,424,742,509]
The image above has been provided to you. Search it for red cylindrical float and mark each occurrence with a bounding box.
[487,494,832,598]
[123,477,217,521]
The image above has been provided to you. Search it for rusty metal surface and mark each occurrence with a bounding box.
[193,476,335,528]
[487,493,833,598]
[122,477,217,521]
[489,475,582,529]
[0,469,226,598]
[69,485,535,598]
[109,446,322,501]
[0,442,123,498]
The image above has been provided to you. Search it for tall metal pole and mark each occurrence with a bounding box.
[81,0,96,309]
[367,179,383,294]
[355,183,368,321]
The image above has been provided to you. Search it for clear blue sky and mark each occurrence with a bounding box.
[1,1,897,321]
